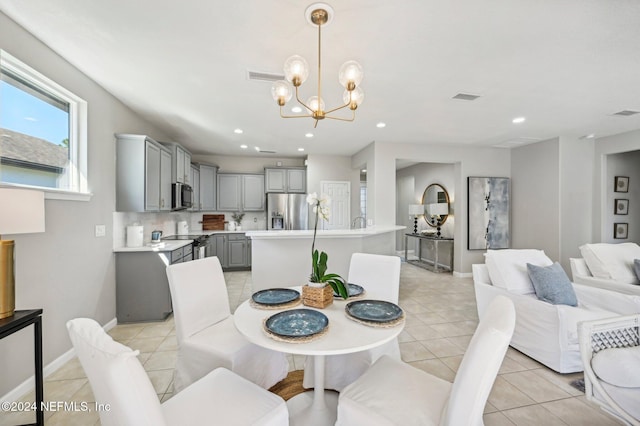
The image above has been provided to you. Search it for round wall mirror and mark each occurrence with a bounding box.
[421,183,450,227]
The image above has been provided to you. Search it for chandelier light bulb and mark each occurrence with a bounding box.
[283,55,310,87]
[338,60,364,90]
[306,96,325,113]
[343,87,364,109]
[271,80,292,106]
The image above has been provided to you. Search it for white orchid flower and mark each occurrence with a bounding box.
[306,192,318,205]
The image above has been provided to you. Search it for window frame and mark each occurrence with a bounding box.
[1,50,90,201]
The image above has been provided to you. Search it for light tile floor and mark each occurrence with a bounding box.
[0,263,624,425]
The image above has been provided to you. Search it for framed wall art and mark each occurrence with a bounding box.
[614,223,628,239]
[614,176,629,193]
[614,199,629,215]
[468,177,510,250]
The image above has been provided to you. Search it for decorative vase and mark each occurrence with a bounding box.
[302,282,333,308]
[235,224,242,231]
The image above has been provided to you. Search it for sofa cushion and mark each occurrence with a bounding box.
[592,345,640,388]
[485,249,553,295]
[527,262,578,306]
[580,243,640,284]
[635,259,640,281]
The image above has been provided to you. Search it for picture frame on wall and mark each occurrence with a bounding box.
[467,177,511,250]
[614,223,628,239]
[614,199,629,215]
[614,176,629,193]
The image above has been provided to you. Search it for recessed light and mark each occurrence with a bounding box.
[305,133,314,138]
[298,148,305,152]
[292,106,303,113]
[240,144,248,149]
[255,146,260,151]
[361,169,367,173]
[376,122,386,128]
[234,128,243,134]
[512,117,526,124]
[579,134,595,140]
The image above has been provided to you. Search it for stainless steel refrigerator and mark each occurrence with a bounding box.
[266,193,309,230]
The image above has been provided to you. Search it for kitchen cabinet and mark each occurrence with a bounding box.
[265,167,306,193]
[160,141,193,185]
[115,245,193,322]
[190,164,200,211]
[116,134,169,212]
[160,148,172,211]
[210,233,250,269]
[198,164,218,211]
[217,173,265,211]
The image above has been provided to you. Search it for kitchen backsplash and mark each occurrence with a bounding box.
[113,211,267,248]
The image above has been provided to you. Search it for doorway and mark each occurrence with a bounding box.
[320,181,351,230]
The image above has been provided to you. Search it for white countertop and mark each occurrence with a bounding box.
[245,225,405,239]
[113,230,249,252]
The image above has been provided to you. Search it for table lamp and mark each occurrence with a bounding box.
[0,188,46,319]
[427,203,449,238]
[408,204,424,234]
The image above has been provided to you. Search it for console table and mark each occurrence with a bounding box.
[0,309,44,426]
[404,233,454,273]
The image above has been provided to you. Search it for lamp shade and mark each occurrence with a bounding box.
[408,204,424,216]
[427,203,449,217]
[0,188,46,235]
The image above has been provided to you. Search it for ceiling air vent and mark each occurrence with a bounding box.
[612,110,640,116]
[257,149,277,154]
[247,70,285,82]
[452,93,481,101]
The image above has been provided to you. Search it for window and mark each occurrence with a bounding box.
[0,50,88,199]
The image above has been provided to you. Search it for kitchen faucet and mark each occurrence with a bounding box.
[351,216,366,229]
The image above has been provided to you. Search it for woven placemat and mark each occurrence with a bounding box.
[250,298,302,310]
[345,312,405,328]
[262,321,330,343]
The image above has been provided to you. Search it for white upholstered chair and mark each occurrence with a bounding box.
[303,253,402,391]
[579,314,640,425]
[166,256,288,392]
[336,295,516,426]
[67,318,289,426]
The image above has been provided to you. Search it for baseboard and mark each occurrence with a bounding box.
[454,271,472,278]
[0,316,117,403]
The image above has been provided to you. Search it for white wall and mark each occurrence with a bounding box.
[0,11,170,397]
[191,154,304,174]
[605,150,640,242]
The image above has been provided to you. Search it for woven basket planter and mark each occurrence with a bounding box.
[302,283,333,308]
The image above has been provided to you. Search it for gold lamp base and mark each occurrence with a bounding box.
[0,239,15,319]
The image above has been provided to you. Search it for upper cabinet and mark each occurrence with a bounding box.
[116,134,172,212]
[265,167,306,193]
[198,164,218,211]
[217,173,265,211]
[190,164,200,211]
[160,141,192,185]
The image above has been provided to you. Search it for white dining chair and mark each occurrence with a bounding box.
[303,252,402,391]
[66,318,289,426]
[336,295,516,426]
[166,256,288,392]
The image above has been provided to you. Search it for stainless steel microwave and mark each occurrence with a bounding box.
[172,183,193,210]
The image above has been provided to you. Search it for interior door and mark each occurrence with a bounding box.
[320,181,350,230]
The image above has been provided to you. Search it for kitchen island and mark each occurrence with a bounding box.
[246,226,405,292]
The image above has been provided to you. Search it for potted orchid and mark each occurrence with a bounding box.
[307,192,349,299]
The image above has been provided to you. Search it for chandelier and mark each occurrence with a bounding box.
[271,3,364,128]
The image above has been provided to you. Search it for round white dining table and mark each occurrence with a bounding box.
[233,288,405,426]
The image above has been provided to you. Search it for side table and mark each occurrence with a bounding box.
[0,309,44,426]
[404,233,454,272]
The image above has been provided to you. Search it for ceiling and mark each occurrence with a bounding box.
[2,0,640,158]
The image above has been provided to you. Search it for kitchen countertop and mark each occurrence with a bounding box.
[112,230,251,253]
[245,225,405,239]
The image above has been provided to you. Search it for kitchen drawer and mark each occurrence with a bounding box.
[227,233,246,241]
[183,244,193,257]
[171,247,184,263]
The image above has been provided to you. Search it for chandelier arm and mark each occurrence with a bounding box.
[324,102,351,115]
[325,109,356,122]
[294,86,314,112]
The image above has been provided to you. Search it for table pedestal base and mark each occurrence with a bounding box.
[287,391,339,426]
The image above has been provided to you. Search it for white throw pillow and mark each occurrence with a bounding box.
[580,243,640,284]
[485,249,553,295]
[592,345,640,388]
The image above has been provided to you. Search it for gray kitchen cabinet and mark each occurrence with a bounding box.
[265,167,306,193]
[217,173,265,211]
[190,164,200,211]
[209,233,250,269]
[116,245,193,323]
[116,134,167,212]
[160,141,192,185]
[160,148,172,211]
[198,164,217,211]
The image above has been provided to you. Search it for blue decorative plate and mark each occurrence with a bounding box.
[252,288,300,306]
[265,309,329,338]
[345,300,403,323]
[334,283,365,298]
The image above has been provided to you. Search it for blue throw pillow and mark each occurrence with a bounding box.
[526,262,578,307]
[635,259,640,282]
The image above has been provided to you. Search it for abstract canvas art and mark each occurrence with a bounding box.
[468,177,511,250]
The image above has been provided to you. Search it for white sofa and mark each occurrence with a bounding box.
[474,260,621,373]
